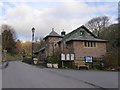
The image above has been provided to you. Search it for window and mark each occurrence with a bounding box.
[93,42,96,47]
[91,42,93,47]
[84,42,96,47]
[80,31,84,36]
[84,42,87,47]
[88,42,90,47]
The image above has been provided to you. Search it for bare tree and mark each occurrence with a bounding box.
[39,37,45,49]
[85,16,110,37]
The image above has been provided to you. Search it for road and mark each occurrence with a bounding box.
[2,61,118,88]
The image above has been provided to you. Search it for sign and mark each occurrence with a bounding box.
[71,54,74,60]
[61,53,65,60]
[61,53,75,60]
[66,54,70,60]
[4,50,7,53]
[85,56,92,62]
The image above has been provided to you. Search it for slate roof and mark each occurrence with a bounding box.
[49,30,60,36]
[34,47,45,54]
[44,28,63,39]
[63,25,97,40]
[66,36,108,42]
[60,25,107,43]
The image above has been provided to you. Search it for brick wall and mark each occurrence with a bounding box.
[72,41,106,60]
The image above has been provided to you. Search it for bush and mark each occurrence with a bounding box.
[102,52,118,69]
[3,53,22,61]
[49,56,57,64]
[22,57,32,64]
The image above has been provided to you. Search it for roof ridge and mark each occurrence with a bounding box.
[49,29,60,36]
[44,28,63,39]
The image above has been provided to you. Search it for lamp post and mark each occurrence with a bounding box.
[31,27,35,64]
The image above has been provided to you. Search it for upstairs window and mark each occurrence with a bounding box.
[93,42,96,47]
[84,42,96,47]
[80,30,85,36]
[84,42,87,47]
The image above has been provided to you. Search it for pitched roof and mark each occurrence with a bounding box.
[49,29,60,36]
[44,28,63,39]
[34,47,45,54]
[63,25,107,42]
[63,25,97,40]
[66,36,108,42]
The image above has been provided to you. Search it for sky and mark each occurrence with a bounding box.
[0,0,119,41]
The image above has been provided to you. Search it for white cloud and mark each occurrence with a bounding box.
[0,2,3,8]
[61,0,116,15]
[1,1,117,41]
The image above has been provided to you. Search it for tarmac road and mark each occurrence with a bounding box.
[2,61,118,89]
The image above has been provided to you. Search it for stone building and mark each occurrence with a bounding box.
[35,28,63,65]
[44,28,63,58]
[36,25,107,69]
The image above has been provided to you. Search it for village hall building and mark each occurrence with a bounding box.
[35,25,107,69]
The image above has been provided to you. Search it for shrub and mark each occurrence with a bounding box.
[102,52,118,69]
[22,57,32,64]
[49,55,57,64]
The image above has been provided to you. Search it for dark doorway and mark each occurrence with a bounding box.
[62,61,73,69]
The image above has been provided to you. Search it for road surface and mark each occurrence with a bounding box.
[2,61,118,88]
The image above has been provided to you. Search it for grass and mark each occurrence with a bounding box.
[3,53,22,61]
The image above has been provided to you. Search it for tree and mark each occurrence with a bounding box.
[34,37,41,52]
[39,37,45,49]
[1,24,17,55]
[21,41,32,56]
[100,24,119,68]
[15,39,23,54]
[100,24,119,51]
[34,37,45,52]
[21,38,45,57]
[85,16,110,37]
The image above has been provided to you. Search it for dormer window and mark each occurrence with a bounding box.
[80,30,84,36]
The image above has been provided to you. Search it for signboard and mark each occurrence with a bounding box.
[66,54,70,60]
[71,54,74,60]
[4,50,7,53]
[61,53,75,61]
[85,56,92,62]
[61,53,65,60]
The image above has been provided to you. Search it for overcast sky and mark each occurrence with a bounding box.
[0,0,119,41]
